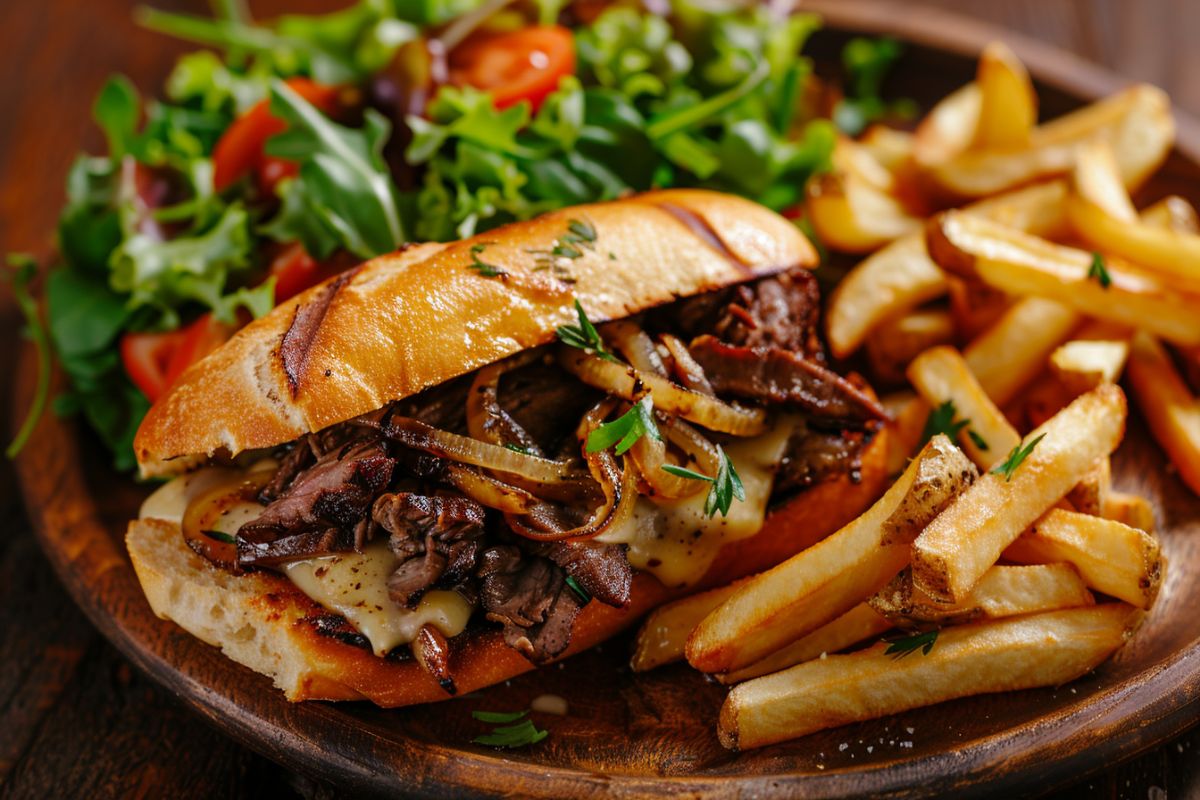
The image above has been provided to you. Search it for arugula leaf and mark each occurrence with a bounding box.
[833,37,916,136]
[663,445,745,518]
[920,400,969,447]
[265,79,405,258]
[884,629,938,659]
[575,9,692,101]
[1088,252,1112,288]
[556,299,618,362]
[991,433,1047,482]
[58,157,123,274]
[5,255,51,459]
[586,397,662,455]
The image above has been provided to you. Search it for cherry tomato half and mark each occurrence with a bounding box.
[448,25,575,111]
[212,78,340,195]
[120,329,186,402]
[267,242,351,304]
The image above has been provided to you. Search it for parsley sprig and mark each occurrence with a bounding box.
[471,709,549,748]
[586,397,661,455]
[884,629,938,659]
[557,299,619,362]
[662,446,746,518]
[990,433,1047,482]
[920,399,988,451]
[1088,252,1112,289]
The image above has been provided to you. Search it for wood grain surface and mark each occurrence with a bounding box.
[2,1,1199,798]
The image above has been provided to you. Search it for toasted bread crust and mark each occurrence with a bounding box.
[126,429,887,705]
[135,190,814,478]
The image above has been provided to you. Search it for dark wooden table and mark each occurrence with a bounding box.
[1,1,1198,797]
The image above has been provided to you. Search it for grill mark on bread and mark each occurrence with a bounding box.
[280,267,361,397]
[653,201,752,271]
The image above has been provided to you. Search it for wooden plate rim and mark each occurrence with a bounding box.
[14,4,1200,797]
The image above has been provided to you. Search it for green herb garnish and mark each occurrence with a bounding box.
[884,629,938,659]
[557,299,618,362]
[1088,252,1112,288]
[565,575,591,604]
[471,709,549,748]
[967,429,990,452]
[503,442,533,455]
[662,446,745,518]
[5,254,51,459]
[586,397,662,455]
[990,433,1047,482]
[920,400,969,447]
[468,243,506,278]
[203,530,237,544]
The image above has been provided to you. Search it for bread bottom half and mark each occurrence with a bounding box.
[126,429,888,706]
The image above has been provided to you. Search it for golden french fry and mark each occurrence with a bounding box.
[964,296,1082,407]
[1050,339,1131,395]
[1069,139,1138,220]
[972,42,1037,151]
[719,605,1140,750]
[686,436,976,674]
[912,384,1127,603]
[1004,509,1164,609]
[928,210,1200,345]
[913,83,981,168]
[631,577,751,672]
[716,603,892,685]
[1102,491,1156,533]
[860,125,915,172]
[826,180,1069,359]
[866,310,955,386]
[1140,195,1200,234]
[1125,331,1200,495]
[806,171,923,254]
[871,563,1093,625]
[925,84,1173,199]
[907,345,1022,469]
[1065,457,1112,516]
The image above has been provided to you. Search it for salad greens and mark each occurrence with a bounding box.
[16,0,912,470]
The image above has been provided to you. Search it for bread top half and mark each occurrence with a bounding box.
[134,189,816,478]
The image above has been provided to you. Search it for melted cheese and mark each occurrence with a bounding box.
[596,415,799,587]
[283,541,473,656]
[143,466,472,656]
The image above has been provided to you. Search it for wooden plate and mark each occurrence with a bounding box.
[15,3,1200,797]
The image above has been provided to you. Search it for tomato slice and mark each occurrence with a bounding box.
[121,329,186,402]
[448,25,575,111]
[212,78,340,195]
[164,314,236,389]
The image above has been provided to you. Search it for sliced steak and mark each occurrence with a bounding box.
[689,336,887,422]
[524,540,632,608]
[477,545,582,663]
[774,425,870,495]
[373,492,487,607]
[237,440,395,566]
[501,362,601,453]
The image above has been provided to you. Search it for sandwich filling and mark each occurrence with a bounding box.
[143,270,884,689]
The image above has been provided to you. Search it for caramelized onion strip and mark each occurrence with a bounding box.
[383,416,585,486]
[505,399,639,542]
[661,333,716,396]
[630,416,725,500]
[443,464,540,514]
[558,348,768,437]
[606,320,668,376]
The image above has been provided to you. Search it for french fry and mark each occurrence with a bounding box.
[1004,509,1164,609]
[947,276,1010,341]
[1065,457,1112,516]
[860,125,915,172]
[964,296,1082,407]
[1103,491,1156,533]
[928,210,1200,345]
[1050,339,1131,395]
[826,180,1069,359]
[686,436,976,674]
[719,605,1140,750]
[912,384,1127,603]
[866,310,955,386]
[1140,195,1200,234]
[925,84,1173,199]
[1125,331,1200,495]
[716,603,892,685]
[806,171,923,254]
[870,563,1093,626]
[1068,139,1138,220]
[907,345,1022,469]
[913,83,981,168]
[631,578,751,672]
[972,42,1037,151]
